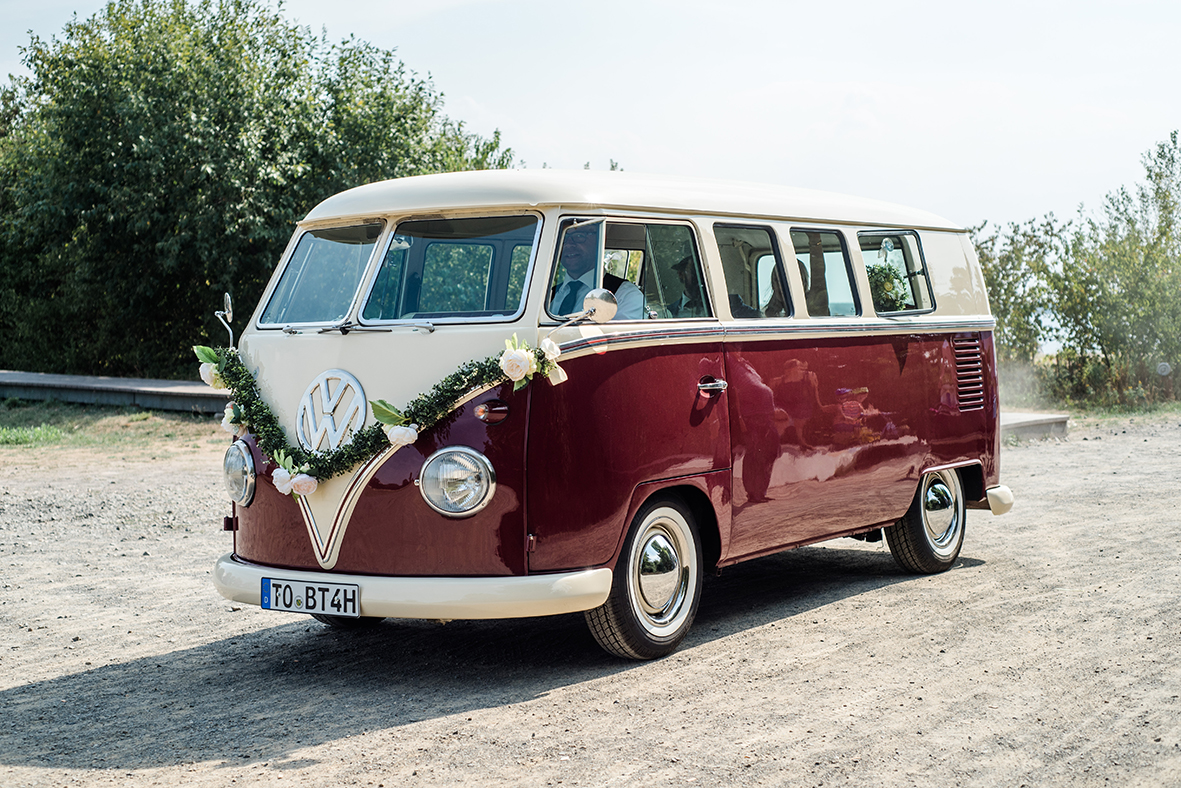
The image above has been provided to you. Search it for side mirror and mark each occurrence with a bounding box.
[216,292,235,347]
[582,288,617,323]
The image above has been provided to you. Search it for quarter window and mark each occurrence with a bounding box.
[858,231,934,314]
[790,230,859,317]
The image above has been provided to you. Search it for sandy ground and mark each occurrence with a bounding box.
[1,413,1179,787]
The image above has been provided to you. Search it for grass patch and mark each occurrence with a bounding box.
[0,398,221,451]
[0,423,66,445]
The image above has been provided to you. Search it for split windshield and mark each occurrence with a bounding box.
[259,215,539,327]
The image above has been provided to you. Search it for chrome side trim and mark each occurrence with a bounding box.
[213,554,613,619]
[554,318,996,360]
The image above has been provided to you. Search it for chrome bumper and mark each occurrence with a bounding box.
[213,553,613,620]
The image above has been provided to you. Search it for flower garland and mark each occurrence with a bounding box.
[195,334,565,495]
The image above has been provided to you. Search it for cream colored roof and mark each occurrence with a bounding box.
[302,169,962,231]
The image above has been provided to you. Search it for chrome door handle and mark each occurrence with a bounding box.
[697,378,728,395]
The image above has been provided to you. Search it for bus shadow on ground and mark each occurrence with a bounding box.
[0,545,982,771]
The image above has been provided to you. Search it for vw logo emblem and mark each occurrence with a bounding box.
[296,369,367,452]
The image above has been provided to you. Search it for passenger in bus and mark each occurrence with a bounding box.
[668,256,706,317]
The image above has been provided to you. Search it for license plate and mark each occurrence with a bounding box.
[261,578,360,618]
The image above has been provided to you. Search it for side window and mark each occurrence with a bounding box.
[858,231,935,314]
[715,224,790,318]
[548,220,710,320]
[790,229,859,317]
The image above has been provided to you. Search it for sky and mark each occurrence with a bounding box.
[3,0,1180,230]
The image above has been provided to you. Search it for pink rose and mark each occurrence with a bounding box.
[291,474,318,496]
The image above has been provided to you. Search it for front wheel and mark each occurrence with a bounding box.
[885,469,966,574]
[585,496,703,660]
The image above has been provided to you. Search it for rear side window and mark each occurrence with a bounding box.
[858,231,935,314]
[260,223,383,325]
[790,230,859,317]
[715,224,790,318]
[362,215,538,321]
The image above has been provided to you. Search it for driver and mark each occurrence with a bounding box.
[551,225,644,319]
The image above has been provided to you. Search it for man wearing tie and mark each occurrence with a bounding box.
[550,224,645,319]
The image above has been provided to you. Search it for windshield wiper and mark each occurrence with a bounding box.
[316,320,391,335]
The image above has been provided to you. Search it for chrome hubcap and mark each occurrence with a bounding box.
[922,470,962,557]
[627,508,696,637]
[638,533,680,612]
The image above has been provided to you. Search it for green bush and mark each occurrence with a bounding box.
[975,131,1181,407]
[0,0,512,379]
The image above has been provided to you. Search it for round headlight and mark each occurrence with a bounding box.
[418,446,496,517]
[223,441,256,506]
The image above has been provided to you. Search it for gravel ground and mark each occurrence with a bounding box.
[1,414,1179,787]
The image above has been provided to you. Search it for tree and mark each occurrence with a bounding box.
[0,0,512,378]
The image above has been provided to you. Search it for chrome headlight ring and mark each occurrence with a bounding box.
[223,441,256,506]
[417,446,496,518]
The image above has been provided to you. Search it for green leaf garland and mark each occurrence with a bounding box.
[201,344,557,482]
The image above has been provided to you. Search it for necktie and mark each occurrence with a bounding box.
[558,281,586,315]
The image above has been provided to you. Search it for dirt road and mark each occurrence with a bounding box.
[1,414,1179,787]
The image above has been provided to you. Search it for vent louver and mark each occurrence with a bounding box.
[953,335,985,412]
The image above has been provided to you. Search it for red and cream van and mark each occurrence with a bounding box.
[211,169,1013,659]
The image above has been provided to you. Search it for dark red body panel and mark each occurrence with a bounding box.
[234,383,529,576]
[525,339,730,572]
[232,328,1000,580]
[722,328,997,563]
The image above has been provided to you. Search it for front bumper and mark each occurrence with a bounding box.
[213,553,613,620]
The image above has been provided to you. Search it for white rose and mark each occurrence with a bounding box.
[221,404,247,438]
[272,467,295,496]
[384,423,419,451]
[291,474,318,496]
[220,404,236,432]
[499,347,537,382]
[199,362,227,390]
[541,337,561,362]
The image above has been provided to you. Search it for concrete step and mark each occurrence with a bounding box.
[1000,410,1069,439]
[0,370,229,414]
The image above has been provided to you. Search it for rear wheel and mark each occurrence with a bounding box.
[585,496,703,660]
[311,614,384,629]
[886,469,966,573]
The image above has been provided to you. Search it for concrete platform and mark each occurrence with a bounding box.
[1000,410,1070,439]
[0,370,229,414]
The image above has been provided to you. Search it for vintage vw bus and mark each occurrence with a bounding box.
[211,169,1013,659]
